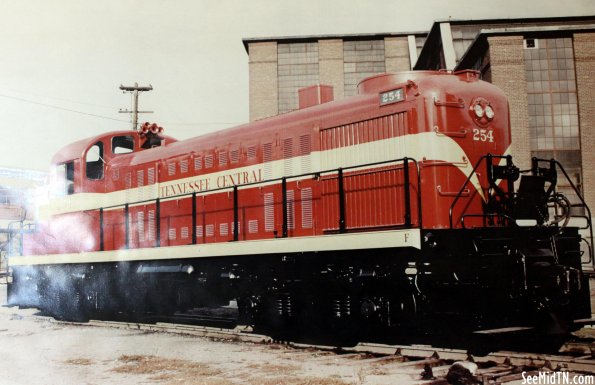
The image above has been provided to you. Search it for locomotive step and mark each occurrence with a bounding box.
[472,326,534,335]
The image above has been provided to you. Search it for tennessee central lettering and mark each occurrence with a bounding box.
[159,169,263,198]
[160,178,210,198]
[216,169,262,188]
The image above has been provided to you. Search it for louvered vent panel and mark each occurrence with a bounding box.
[220,223,229,236]
[230,148,240,163]
[147,167,155,184]
[300,134,312,174]
[264,192,275,232]
[205,154,214,169]
[219,151,228,167]
[194,157,202,171]
[248,220,258,234]
[283,138,293,177]
[148,210,155,241]
[247,146,257,160]
[301,187,313,229]
[128,213,133,244]
[180,160,189,173]
[137,211,145,242]
[263,143,273,180]
[286,189,295,230]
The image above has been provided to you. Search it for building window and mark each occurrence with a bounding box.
[524,38,538,49]
[524,37,582,205]
[343,39,386,97]
[278,42,319,113]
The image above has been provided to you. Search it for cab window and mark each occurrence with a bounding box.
[112,135,134,154]
[86,142,104,180]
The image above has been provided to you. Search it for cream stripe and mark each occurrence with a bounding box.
[39,132,482,218]
[9,228,421,266]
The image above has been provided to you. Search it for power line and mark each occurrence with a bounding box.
[0,90,244,128]
[0,85,117,110]
[0,93,129,123]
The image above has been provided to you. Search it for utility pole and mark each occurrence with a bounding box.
[119,83,153,130]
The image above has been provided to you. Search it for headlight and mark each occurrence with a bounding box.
[473,104,484,118]
[485,105,495,120]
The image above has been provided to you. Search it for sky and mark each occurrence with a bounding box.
[1,0,594,172]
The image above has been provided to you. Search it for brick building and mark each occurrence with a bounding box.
[243,16,595,212]
[243,32,426,120]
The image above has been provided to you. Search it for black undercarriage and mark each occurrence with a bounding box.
[8,225,591,352]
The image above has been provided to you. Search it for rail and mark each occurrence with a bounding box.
[93,157,422,251]
[43,315,595,377]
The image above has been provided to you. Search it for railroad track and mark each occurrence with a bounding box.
[37,314,595,384]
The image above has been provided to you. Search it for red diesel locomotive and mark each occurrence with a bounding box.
[7,71,593,348]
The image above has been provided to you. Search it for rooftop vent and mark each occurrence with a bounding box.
[298,85,334,109]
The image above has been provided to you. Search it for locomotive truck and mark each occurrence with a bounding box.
[7,70,593,349]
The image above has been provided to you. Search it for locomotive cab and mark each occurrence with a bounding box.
[50,128,175,196]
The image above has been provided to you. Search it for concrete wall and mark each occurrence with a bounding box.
[318,39,344,101]
[385,37,411,73]
[248,42,278,122]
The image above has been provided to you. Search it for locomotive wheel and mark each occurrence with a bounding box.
[237,296,259,325]
[253,293,299,340]
[261,294,288,331]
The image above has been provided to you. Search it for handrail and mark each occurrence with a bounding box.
[403,158,411,227]
[98,158,415,210]
[450,154,486,228]
[448,155,594,268]
[461,213,517,230]
[533,157,594,267]
[93,157,421,250]
[449,154,512,229]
